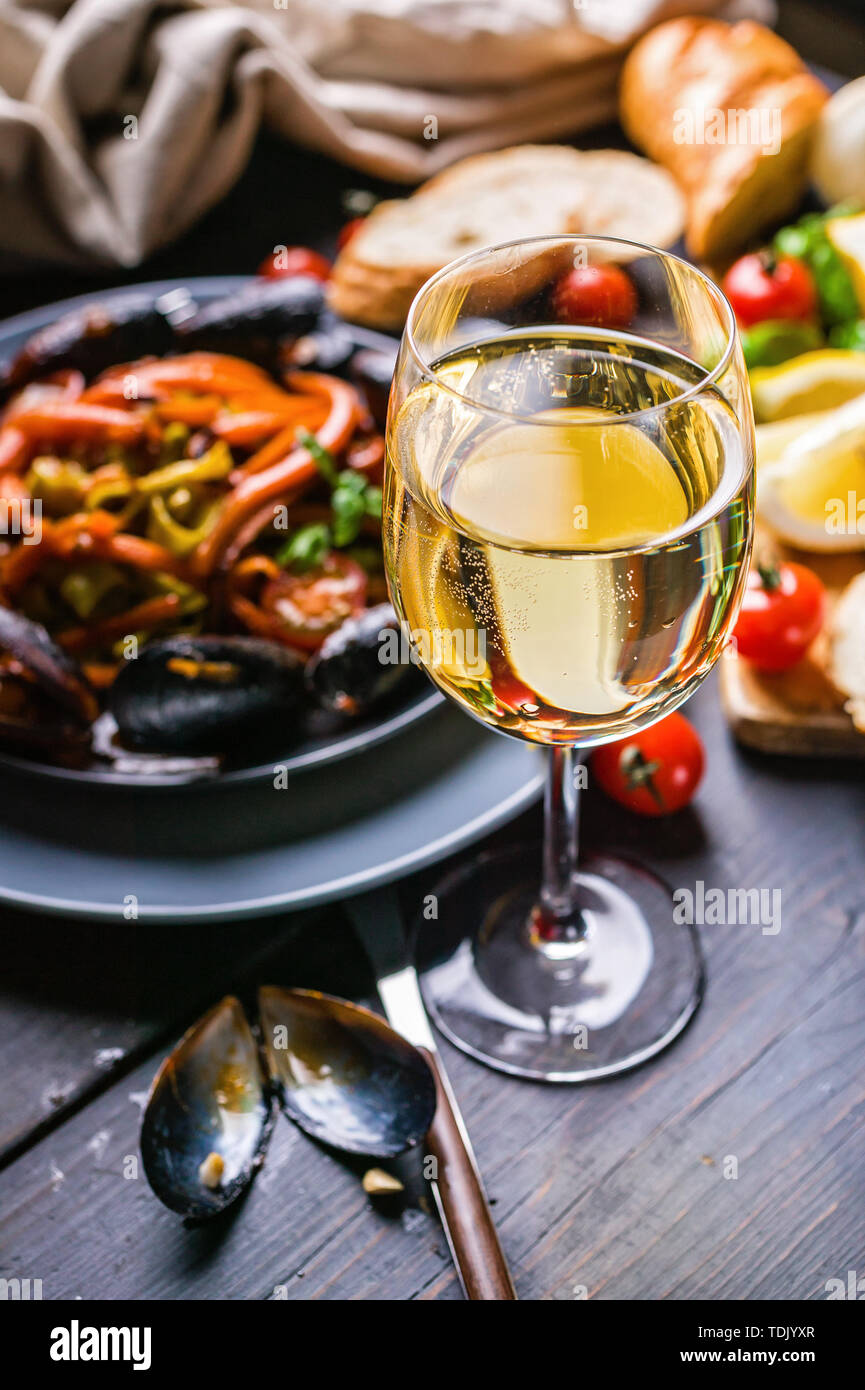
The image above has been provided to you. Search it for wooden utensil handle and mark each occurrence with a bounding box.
[420,1047,517,1301]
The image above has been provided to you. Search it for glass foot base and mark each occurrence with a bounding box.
[413,846,704,1082]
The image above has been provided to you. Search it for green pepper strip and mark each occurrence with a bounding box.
[137,441,233,495]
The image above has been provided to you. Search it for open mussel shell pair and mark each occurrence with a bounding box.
[141,988,437,1219]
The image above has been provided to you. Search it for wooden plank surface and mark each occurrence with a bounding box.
[720,545,865,758]
[0,908,319,1163]
[2,4,864,1298]
[1,683,863,1300]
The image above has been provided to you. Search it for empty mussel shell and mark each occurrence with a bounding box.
[141,996,273,1219]
[258,986,437,1158]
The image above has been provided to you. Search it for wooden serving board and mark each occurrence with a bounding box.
[720,542,865,758]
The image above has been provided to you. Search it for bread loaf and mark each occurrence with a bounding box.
[619,18,828,261]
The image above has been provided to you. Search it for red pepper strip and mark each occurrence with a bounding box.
[81,380,155,407]
[192,450,317,578]
[235,374,358,479]
[229,423,300,481]
[46,369,86,400]
[346,433,385,482]
[70,530,185,575]
[0,536,45,594]
[50,510,119,545]
[82,662,120,689]
[2,371,87,423]
[0,516,83,597]
[228,592,288,641]
[194,380,362,578]
[282,371,355,400]
[152,395,223,427]
[0,473,31,504]
[58,594,183,654]
[224,557,313,654]
[86,353,280,402]
[0,427,29,473]
[212,401,328,448]
[12,402,144,445]
[215,501,291,573]
[39,511,186,577]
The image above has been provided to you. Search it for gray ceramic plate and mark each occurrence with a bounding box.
[0,703,544,920]
[0,277,441,787]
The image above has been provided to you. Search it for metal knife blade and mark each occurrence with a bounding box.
[349,889,437,1051]
[346,883,518,1301]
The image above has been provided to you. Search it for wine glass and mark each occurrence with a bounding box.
[384,235,754,1081]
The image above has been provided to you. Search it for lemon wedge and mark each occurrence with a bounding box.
[758,392,865,549]
[826,211,865,312]
[755,410,833,469]
[750,350,865,422]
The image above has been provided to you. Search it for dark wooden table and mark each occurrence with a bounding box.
[0,2,863,1303]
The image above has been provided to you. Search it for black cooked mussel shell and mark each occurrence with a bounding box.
[176,276,325,368]
[108,635,305,754]
[141,996,274,1220]
[350,347,396,428]
[0,291,180,396]
[259,987,437,1158]
[306,603,420,717]
[0,606,98,723]
[283,310,357,375]
[0,606,96,755]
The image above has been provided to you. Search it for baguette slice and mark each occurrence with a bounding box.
[328,145,684,330]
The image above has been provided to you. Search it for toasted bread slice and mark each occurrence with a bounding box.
[328,145,684,330]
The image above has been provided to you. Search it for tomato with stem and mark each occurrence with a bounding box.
[592,713,704,817]
[732,559,825,671]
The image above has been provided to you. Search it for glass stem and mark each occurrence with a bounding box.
[537,746,586,946]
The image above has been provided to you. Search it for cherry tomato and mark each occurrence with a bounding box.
[592,713,704,817]
[722,252,816,329]
[551,264,637,328]
[732,560,825,671]
[337,218,366,252]
[258,246,331,282]
[260,551,367,651]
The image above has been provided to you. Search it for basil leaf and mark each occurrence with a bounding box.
[276,521,331,571]
[331,487,366,546]
[335,468,368,496]
[296,428,337,485]
[829,319,865,351]
[363,485,383,518]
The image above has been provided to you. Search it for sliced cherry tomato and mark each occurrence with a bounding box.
[592,713,704,817]
[259,551,367,651]
[551,264,637,328]
[258,246,331,282]
[337,218,366,252]
[732,559,825,671]
[722,252,817,329]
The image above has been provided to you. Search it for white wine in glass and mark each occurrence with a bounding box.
[385,238,754,1081]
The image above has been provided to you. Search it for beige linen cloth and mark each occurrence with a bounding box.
[0,0,766,267]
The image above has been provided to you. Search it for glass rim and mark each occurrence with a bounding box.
[402,232,739,427]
